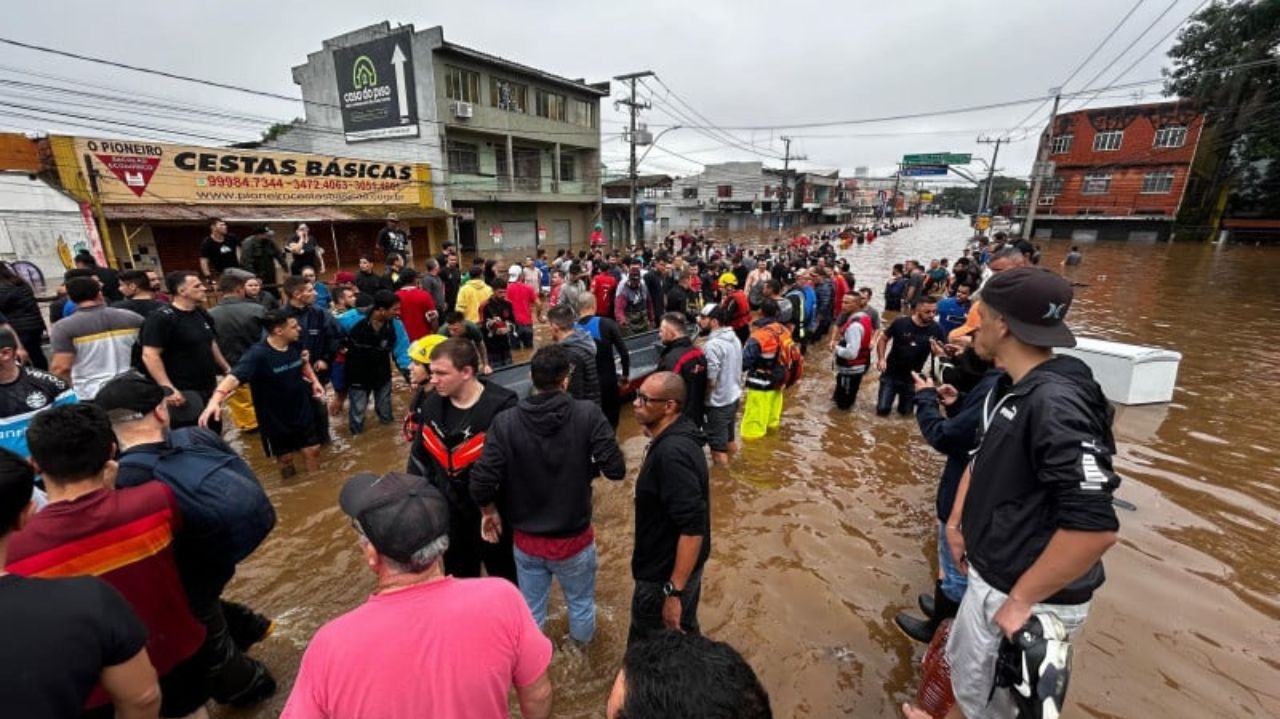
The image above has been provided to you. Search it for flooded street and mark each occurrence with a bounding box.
[215,217,1278,718]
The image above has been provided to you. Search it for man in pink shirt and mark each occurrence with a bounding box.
[281,472,553,719]
[505,268,538,351]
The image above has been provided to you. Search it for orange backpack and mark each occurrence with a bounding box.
[747,322,803,390]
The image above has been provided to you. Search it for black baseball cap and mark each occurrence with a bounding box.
[980,267,1076,348]
[339,472,450,564]
[94,371,174,422]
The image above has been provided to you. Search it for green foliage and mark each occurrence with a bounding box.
[1164,0,1280,227]
[935,176,1028,214]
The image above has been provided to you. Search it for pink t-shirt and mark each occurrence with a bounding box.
[282,576,551,719]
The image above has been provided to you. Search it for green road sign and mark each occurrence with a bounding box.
[903,153,972,166]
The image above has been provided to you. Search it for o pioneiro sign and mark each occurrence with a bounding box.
[72,138,430,207]
[333,30,419,142]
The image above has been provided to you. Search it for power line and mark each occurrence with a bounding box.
[1005,0,1150,136]
[1060,0,1190,113]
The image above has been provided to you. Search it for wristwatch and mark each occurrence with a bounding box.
[662,581,683,598]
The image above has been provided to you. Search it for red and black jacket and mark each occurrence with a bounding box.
[406,381,518,508]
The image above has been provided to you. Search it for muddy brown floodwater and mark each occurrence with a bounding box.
[211,217,1278,718]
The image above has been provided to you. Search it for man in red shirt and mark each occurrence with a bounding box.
[6,403,211,717]
[590,267,618,319]
[504,271,538,351]
[394,269,438,342]
[282,472,552,719]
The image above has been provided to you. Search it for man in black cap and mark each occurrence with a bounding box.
[99,370,279,709]
[282,472,552,718]
[377,212,409,267]
[911,267,1120,719]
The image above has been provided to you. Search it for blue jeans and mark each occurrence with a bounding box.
[348,381,392,434]
[514,542,598,643]
[876,374,916,416]
[512,324,534,350]
[937,521,968,603]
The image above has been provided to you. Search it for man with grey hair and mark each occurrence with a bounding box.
[283,472,553,718]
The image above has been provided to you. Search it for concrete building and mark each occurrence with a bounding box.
[279,22,609,257]
[1027,100,1204,242]
[794,172,849,224]
[0,171,96,295]
[601,174,672,244]
[668,161,794,233]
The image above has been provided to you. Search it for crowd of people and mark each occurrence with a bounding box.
[0,216,1122,719]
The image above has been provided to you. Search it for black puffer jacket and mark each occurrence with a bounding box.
[963,355,1121,604]
[0,282,46,335]
[469,391,624,537]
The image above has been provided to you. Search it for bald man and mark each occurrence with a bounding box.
[628,372,711,645]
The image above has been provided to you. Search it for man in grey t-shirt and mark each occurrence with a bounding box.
[48,277,143,400]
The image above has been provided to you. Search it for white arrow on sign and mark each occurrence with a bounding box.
[391,44,410,123]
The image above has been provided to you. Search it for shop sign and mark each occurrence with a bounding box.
[70,137,429,207]
[333,30,420,142]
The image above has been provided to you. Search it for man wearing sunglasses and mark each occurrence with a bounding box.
[627,371,710,645]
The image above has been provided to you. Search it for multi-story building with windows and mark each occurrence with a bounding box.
[279,22,608,256]
[1028,100,1204,242]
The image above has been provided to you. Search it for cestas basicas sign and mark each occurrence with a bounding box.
[73,138,430,207]
[333,30,419,142]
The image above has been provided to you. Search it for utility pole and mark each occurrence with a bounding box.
[779,136,806,229]
[614,70,653,247]
[890,163,902,221]
[976,136,1009,229]
[1022,88,1062,240]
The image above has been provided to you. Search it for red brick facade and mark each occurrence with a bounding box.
[1037,101,1204,219]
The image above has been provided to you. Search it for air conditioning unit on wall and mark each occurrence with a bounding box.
[453,101,473,119]
[1038,196,1055,206]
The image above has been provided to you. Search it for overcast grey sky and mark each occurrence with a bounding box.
[0,0,1203,185]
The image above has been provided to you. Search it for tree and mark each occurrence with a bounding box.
[1164,0,1280,238]
[935,176,1027,214]
[260,120,301,143]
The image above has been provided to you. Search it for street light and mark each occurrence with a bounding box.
[630,125,682,245]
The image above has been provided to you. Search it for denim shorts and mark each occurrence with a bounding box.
[704,400,739,451]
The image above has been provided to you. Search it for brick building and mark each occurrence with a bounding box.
[1030,100,1204,242]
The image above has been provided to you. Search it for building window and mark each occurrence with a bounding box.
[1051,134,1073,154]
[1153,126,1187,148]
[559,154,576,183]
[1092,130,1123,152]
[447,141,480,175]
[490,78,527,113]
[535,90,566,121]
[568,98,595,128]
[682,187,698,199]
[717,184,732,198]
[1042,177,1064,197]
[444,66,480,103]
[1081,172,1111,195]
[1141,171,1175,194]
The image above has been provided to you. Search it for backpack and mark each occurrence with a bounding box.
[116,427,276,564]
[746,322,802,390]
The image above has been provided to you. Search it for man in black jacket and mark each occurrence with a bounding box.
[923,267,1120,719]
[408,337,518,583]
[470,345,625,644]
[656,312,707,428]
[547,304,600,406]
[628,371,710,645]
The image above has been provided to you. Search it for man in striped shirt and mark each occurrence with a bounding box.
[49,276,144,400]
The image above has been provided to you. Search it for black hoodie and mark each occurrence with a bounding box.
[469,391,624,537]
[963,355,1121,604]
[632,416,711,582]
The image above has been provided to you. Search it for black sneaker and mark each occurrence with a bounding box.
[226,660,277,708]
[917,592,935,618]
[894,612,936,644]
